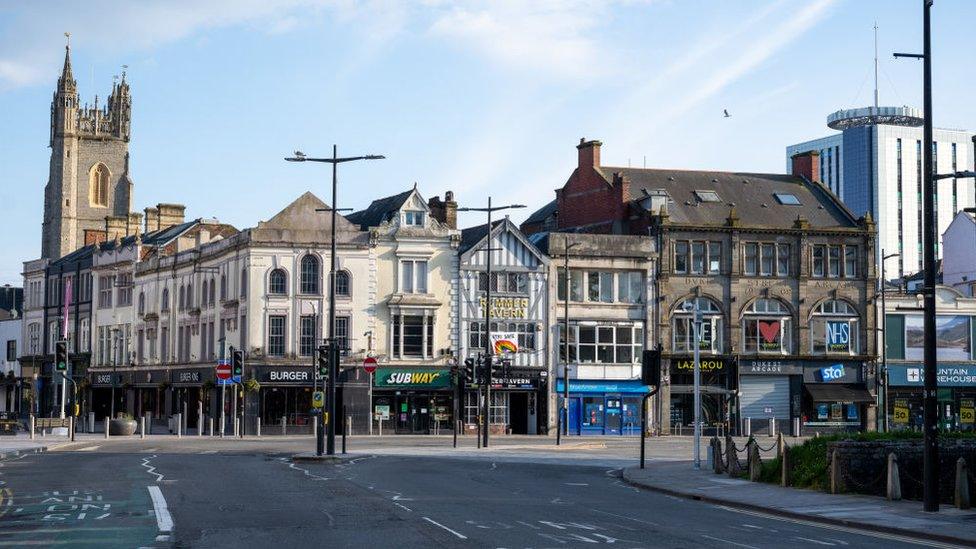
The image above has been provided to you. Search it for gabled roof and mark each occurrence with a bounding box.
[250,191,365,244]
[345,189,414,230]
[598,167,861,229]
[523,199,557,225]
[141,219,199,247]
[49,244,96,268]
[459,217,549,266]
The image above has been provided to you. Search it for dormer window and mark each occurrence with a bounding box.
[404,211,425,226]
[774,193,801,205]
[694,190,722,203]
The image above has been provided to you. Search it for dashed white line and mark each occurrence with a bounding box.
[77,445,101,452]
[423,517,467,539]
[393,502,413,512]
[795,537,836,546]
[147,485,173,534]
[700,534,759,549]
[564,482,589,486]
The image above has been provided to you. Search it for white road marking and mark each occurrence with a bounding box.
[199,450,217,454]
[393,502,412,512]
[147,486,173,534]
[795,537,835,546]
[423,517,467,539]
[590,508,659,526]
[140,455,164,482]
[700,534,759,549]
[76,446,100,452]
[286,461,330,481]
[564,483,589,486]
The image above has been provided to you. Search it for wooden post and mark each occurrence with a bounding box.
[887,453,902,500]
[780,445,790,487]
[713,437,725,474]
[776,432,785,460]
[830,449,843,494]
[748,440,762,482]
[956,457,971,510]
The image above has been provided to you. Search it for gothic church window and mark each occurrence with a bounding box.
[89,163,110,207]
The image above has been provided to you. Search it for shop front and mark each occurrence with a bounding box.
[129,369,170,424]
[253,365,315,431]
[372,367,453,434]
[668,356,732,434]
[738,359,803,434]
[801,360,872,434]
[465,368,547,435]
[887,363,976,432]
[556,379,647,436]
[89,371,127,420]
[171,367,213,430]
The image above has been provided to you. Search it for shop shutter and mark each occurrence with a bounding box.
[739,376,790,419]
[886,314,905,360]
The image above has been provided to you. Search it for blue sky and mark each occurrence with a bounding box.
[1,0,974,284]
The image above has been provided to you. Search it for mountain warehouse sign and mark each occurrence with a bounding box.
[374,368,452,388]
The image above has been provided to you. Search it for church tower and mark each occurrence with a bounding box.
[41,41,137,259]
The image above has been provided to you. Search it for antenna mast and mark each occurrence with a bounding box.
[873,21,879,114]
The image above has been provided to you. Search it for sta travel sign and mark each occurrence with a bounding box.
[374,368,452,388]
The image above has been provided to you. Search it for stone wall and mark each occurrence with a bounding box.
[828,439,976,502]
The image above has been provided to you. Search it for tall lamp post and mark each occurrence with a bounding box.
[457,198,525,448]
[879,250,900,433]
[557,239,581,446]
[286,147,384,456]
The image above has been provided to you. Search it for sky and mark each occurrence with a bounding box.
[1,0,975,285]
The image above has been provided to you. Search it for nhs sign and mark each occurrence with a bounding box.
[825,321,850,352]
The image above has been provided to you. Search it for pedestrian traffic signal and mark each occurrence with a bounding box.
[232,349,244,377]
[463,358,475,384]
[55,339,68,372]
[317,344,330,378]
[641,347,661,387]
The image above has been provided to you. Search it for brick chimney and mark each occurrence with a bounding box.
[428,191,458,229]
[157,203,187,230]
[144,207,159,233]
[791,150,821,183]
[577,138,602,169]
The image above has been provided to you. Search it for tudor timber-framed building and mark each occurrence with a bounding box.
[524,139,878,435]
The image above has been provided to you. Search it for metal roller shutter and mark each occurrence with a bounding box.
[739,376,790,420]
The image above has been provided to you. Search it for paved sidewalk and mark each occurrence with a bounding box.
[624,461,976,546]
[0,434,70,460]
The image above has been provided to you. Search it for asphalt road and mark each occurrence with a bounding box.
[0,440,958,548]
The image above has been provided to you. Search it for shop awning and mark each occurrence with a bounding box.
[805,383,874,403]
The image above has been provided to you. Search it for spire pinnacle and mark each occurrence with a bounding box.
[58,32,75,92]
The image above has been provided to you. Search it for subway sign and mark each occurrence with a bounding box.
[374,368,452,388]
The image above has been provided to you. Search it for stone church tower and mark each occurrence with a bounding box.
[41,44,140,259]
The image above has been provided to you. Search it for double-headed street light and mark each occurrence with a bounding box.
[878,250,900,433]
[457,198,526,449]
[558,239,581,446]
[286,146,384,456]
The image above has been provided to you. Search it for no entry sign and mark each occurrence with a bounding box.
[216,362,232,381]
[363,356,377,374]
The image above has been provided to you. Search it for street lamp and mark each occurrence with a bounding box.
[682,299,703,469]
[457,198,526,449]
[557,239,581,446]
[879,250,900,433]
[286,146,384,456]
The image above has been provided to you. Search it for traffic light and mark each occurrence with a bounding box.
[492,358,511,378]
[463,358,475,384]
[55,339,68,372]
[641,347,661,387]
[316,344,330,379]
[232,350,244,378]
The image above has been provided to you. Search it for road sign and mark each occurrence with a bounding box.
[216,362,232,381]
[363,356,377,374]
[312,391,325,409]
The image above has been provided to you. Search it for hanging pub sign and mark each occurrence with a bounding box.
[825,321,851,353]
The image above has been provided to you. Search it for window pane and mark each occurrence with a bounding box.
[777,244,790,276]
[579,326,596,344]
[598,326,614,343]
[813,246,825,277]
[691,242,705,274]
[708,242,721,273]
[674,242,688,273]
[600,272,613,302]
[828,246,841,277]
[674,318,688,352]
[402,261,414,293]
[760,244,774,276]
[588,272,600,301]
[570,271,583,301]
[844,246,857,278]
[416,261,428,293]
[630,272,642,303]
[744,243,757,275]
[402,316,424,356]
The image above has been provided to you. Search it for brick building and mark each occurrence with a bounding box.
[524,139,878,435]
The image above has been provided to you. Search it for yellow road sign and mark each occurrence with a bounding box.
[312,391,324,409]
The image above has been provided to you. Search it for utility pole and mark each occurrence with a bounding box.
[880,251,899,433]
[457,199,526,448]
[691,299,702,469]
[286,147,384,456]
[558,239,580,445]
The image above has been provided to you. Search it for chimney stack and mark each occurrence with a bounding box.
[428,191,458,229]
[791,151,821,183]
[144,207,159,234]
[577,138,602,169]
[156,203,186,230]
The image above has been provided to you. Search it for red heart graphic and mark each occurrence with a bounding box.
[758,321,780,343]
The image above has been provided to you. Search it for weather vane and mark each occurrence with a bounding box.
[64,32,70,48]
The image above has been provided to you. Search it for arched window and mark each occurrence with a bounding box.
[201,280,208,307]
[161,288,170,312]
[178,285,185,311]
[186,283,193,308]
[811,300,859,355]
[269,269,287,295]
[335,270,350,297]
[742,298,792,354]
[300,255,319,294]
[89,163,110,207]
[672,297,722,353]
[209,277,216,305]
[220,274,227,301]
[138,292,145,315]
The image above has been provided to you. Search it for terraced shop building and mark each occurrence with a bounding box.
[523,138,878,435]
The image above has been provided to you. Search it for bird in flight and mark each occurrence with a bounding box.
[723,109,731,118]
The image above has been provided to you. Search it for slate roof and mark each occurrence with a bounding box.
[598,167,861,229]
[345,189,414,230]
[251,191,366,244]
[523,199,557,225]
[141,219,199,247]
[49,244,96,268]
[459,220,504,254]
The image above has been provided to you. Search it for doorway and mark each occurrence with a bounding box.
[509,392,528,434]
[395,394,431,434]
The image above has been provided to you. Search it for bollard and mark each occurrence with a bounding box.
[145,413,151,436]
[256,417,261,437]
[956,458,971,510]
[104,417,110,439]
[776,432,785,460]
[69,416,75,441]
[176,413,183,438]
[707,438,715,471]
[313,416,318,439]
[140,416,146,439]
[769,418,776,437]
[220,410,225,439]
[781,445,791,487]
[793,417,801,437]
[233,417,239,438]
[198,402,204,436]
[208,417,214,437]
[29,415,35,440]
[743,417,751,437]
[281,416,286,436]
[829,449,843,494]
[887,453,902,500]
[748,440,762,482]
[182,402,188,434]
[88,411,95,434]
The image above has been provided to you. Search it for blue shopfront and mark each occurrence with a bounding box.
[886,363,976,431]
[556,380,649,435]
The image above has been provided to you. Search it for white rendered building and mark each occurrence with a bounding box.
[787,106,975,278]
